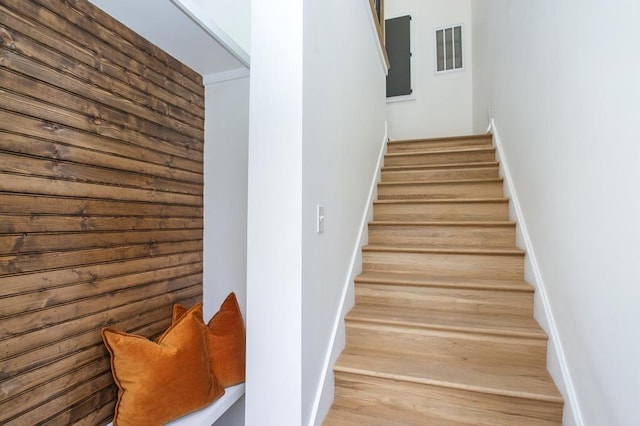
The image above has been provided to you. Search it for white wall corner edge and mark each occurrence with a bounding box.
[203,68,251,86]
[307,122,388,426]
[487,118,585,426]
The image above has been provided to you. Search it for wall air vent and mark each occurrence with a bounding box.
[435,24,463,73]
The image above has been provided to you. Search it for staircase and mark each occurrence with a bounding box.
[324,135,563,425]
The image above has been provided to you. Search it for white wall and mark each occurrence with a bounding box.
[472,1,640,425]
[203,76,249,322]
[386,0,473,140]
[203,75,250,426]
[246,0,303,424]
[246,0,387,424]
[302,0,387,424]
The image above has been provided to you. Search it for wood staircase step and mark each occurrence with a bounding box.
[346,303,547,340]
[368,220,516,248]
[329,371,563,425]
[355,282,533,317]
[355,271,533,317]
[362,245,524,280]
[344,321,547,367]
[373,198,510,221]
[355,271,533,292]
[384,147,496,167]
[378,178,504,200]
[327,394,474,426]
[381,163,500,182]
[334,351,563,404]
[386,134,493,154]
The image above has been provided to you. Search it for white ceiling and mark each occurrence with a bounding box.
[88,0,246,76]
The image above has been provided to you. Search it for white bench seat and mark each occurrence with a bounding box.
[106,383,245,426]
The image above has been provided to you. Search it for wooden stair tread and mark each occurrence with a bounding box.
[363,244,524,256]
[385,146,495,157]
[383,161,499,172]
[369,220,515,227]
[355,271,533,292]
[379,177,503,186]
[325,398,473,426]
[388,134,491,144]
[335,350,563,403]
[374,197,509,204]
[346,303,546,339]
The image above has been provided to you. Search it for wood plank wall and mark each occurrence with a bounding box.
[0,1,205,424]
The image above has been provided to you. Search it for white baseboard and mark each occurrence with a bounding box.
[487,119,584,426]
[308,122,388,426]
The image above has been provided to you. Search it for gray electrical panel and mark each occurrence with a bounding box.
[386,15,412,97]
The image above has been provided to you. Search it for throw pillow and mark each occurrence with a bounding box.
[173,293,246,387]
[102,303,225,426]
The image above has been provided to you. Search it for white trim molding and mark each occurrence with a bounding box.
[308,122,388,426]
[364,0,389,76]
[487,119,584,426]
[203,68,250,86]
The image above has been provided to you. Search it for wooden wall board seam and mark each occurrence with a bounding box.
[0,173,204,206]
[0,193,205,217]
[0,251,204,297]
[0,240,203,275]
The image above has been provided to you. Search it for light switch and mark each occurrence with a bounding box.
[317,205,325,234]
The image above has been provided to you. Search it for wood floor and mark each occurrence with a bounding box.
[324,135,563,425]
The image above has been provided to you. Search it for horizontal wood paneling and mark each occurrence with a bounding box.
[0,0,205,424]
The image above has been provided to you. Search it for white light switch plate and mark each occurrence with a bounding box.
[317,205,325,234]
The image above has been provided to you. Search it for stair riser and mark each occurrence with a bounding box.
[378,181,504,200]
[368,224,515,248]
[362,250,524,280]
[333,372,563,426]
[373,202,510,221]
[381,166,499,182]
[385,150,495,167]
[344,323,547,366]
[355,284,533,316]
[387,138,492,154]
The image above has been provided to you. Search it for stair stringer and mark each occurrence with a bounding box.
[308,123,388,426]
[489,118,584,426]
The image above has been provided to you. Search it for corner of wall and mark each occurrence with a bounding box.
[488,119,584,426]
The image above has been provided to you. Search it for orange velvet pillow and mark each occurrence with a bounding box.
[102,304,225,426]
[173,293,246,387]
